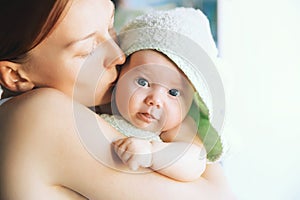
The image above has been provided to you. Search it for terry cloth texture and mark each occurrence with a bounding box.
[101,114,162,142]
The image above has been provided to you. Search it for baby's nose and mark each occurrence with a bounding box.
[144,87,166,108]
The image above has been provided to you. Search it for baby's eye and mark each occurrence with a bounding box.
[168,89,180,97]
[136,78,149,87]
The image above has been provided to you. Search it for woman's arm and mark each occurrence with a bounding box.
[0,88,235,200]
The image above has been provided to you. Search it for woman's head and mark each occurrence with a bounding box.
[0,0,125,106]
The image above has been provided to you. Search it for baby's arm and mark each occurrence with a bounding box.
[152,116,207,181]
[113,116,206,182]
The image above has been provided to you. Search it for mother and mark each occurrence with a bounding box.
[0,0,234,199]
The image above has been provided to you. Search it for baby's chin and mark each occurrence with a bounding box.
[131,120,163,133]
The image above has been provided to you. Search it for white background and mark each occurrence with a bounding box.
[218,0,300,199]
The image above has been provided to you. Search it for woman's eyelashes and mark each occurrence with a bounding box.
[78,49,95,58]
[76,40,98,59]
[136,77,181,97]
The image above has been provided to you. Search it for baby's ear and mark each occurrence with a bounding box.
[0,61,34,93]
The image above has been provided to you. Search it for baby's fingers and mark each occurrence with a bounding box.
[112,139,126,153]
[113,139,133,164]
[119,151,133,164]
[127,160,139,171]
[112,138,126,147]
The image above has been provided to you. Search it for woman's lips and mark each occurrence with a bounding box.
[137,113,156,123]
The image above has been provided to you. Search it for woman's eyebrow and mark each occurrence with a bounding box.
[65,32,96,48]
[65,3,115,49]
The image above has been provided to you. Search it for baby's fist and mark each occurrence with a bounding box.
[112,137,153,170]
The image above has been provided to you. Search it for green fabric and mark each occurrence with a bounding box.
[188,93,223,162]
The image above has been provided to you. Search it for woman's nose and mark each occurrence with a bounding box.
[109,52,125,68]
[103,38,125,69]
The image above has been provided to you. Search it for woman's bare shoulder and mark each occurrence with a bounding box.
[0,88,71,111]
[0,88,93,199]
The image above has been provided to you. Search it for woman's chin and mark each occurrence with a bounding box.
[98,93,112,105]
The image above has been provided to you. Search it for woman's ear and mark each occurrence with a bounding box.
[0,61,34,92]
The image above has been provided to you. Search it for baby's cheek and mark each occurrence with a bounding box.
[165,102,183,127]
[180,97,192,116]
[127,91,144,115]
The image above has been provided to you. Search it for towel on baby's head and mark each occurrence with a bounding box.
[118,7,224,162]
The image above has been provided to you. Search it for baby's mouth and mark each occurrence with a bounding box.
[137,112,157,123]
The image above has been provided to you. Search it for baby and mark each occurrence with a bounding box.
[101,7,224,182]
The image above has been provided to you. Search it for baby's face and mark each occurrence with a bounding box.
[115,50,194,132]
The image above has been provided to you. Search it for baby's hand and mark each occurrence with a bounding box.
[112,137,153,171]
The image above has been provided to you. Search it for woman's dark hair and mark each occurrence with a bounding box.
[0,0,69,63]
[111,0,119,6]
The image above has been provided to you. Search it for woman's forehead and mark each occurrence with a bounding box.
[48,0,114,47]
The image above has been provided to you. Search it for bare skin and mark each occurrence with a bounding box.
[0,88,234,200]
[0,0,235,198]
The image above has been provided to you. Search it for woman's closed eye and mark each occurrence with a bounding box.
[76,40,98,59]
[78,49,95,58]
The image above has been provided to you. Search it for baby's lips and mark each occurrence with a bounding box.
[143,113,155,119]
